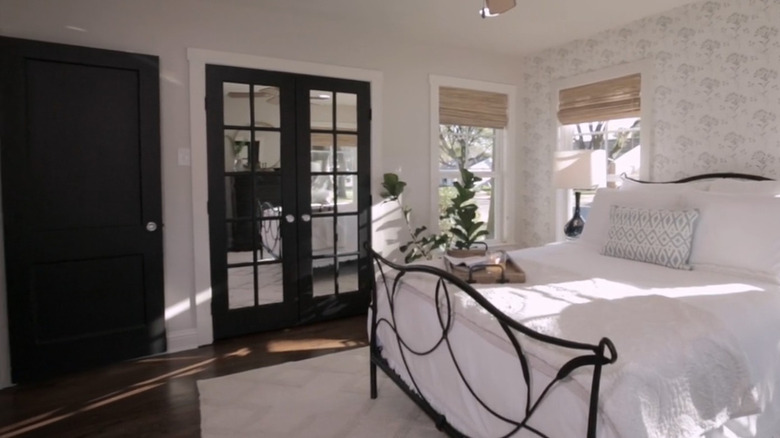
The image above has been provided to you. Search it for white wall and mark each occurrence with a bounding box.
[518,0,780,247]
[0,0,523,387]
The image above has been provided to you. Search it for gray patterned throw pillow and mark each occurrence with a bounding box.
[602,206,700,270]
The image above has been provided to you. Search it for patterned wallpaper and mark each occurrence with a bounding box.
[519,0,780,247]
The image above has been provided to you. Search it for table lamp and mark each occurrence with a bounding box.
[553,150,606,238]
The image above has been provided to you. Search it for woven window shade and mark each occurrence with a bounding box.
[310,133,357,147]
[439,86,508,129]
[557,73,641,125]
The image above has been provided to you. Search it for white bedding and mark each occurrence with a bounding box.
[373,242,780,437]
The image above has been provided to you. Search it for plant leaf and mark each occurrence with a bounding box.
[381,173,406,199]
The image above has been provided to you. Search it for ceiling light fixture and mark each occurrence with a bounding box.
[480,0,516,18]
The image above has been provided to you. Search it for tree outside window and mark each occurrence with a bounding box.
[439,124,498,239]
[433,79,512,245]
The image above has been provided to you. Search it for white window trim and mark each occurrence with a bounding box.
[188,48,383,348]
[429,75,516,246]
[550,60,654,242]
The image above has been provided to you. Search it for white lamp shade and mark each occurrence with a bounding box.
[553,150,607,189]
[485,0,516,14]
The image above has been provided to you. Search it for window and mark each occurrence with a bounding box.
[557,73,643,223]
[438,125,500,235]
[431,78,514,244]
[566,117,641,188]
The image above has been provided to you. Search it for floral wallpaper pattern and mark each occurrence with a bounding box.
[519,0,780,247]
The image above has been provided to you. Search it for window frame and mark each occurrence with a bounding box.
[552,60,654,242]
[429,75,516,246]
[566,117,642,187]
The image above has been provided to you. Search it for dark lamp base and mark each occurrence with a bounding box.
[564,213,585,238]
[564,190,585,238]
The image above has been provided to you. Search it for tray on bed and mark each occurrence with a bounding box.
[444,249,526,284]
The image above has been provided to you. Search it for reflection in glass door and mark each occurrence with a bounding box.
[207,66,299,338]
[308,90,360,298]
[207,66,371,339]
[296,77,371,325]
[223,83,286,310]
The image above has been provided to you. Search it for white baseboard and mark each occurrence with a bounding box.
[166,328,199,353]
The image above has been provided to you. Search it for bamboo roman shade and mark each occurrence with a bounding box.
[557,73,641,125]
[439,86,508,129]
[311,133,357,147]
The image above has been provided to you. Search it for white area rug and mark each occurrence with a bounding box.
[198,347,443,437]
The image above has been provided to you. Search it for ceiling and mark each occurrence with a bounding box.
[248,0,702,57]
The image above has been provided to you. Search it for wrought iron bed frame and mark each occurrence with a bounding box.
[370,251,617,438]
[369,172,773,438]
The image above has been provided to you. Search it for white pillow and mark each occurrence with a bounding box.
[579,188,686,248]
[685,191,780,283]
[708,179,780,196]
[602,206,699,270]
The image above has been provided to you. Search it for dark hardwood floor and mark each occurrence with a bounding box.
[0,315,368,438]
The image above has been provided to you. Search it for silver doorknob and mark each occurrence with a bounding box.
[146,221,158,232]
[301,214,311,222]
[285,214,295,223]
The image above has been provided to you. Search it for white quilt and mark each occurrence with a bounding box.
[510,294,755,437]
[375,242,780,437]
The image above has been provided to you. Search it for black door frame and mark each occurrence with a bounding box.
[206,65,371,339]
[294,74,372,326]
[206,65,300,337]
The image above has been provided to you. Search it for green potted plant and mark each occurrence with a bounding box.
[380,173,448,263]
[380,168,488,262]
[440,167,489,254]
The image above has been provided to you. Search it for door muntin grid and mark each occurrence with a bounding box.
[209,68,370,336]
[309,90,361,298]
[223,81,284,308]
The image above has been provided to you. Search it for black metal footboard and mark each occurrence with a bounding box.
[369,249,617,438]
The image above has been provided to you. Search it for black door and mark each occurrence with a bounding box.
[0,37,165,382]
[206,66,371,339]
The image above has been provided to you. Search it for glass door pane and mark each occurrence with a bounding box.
[336,92,357,132]
[310,90,333,129]
[312,259,336,297]
[214,73,292,332]
[300,78,368,309]
[337,256,359,293]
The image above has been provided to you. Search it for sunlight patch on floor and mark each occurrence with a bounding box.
[266,338,363,353]
[0,357,218,437]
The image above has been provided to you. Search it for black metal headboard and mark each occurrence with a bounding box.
[623,172,774,184]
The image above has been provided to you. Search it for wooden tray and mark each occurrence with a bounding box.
[444,250,526,284]
[446,248,488,258]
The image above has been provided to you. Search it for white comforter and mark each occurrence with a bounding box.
[375,242,780,437]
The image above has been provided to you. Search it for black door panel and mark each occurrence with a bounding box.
[0,37,164,382]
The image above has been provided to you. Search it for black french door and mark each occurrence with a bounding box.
[206,66,371,339]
